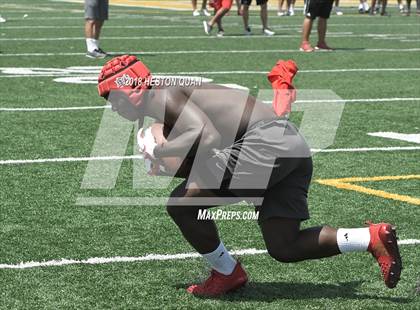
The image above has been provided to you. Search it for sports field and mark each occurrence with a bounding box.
[0,0,419,309]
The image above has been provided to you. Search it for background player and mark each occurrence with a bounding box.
[241,0,275,35]
[300,0,334,52]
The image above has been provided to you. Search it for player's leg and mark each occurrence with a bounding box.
[167,180,248,296]
[241,2,251,34]
[315,0,334,50]
[316,17,334,50]
[278,0,285,15]
[260,1,275,35]
[380,0,388,15]
[84,0,107,58]
[261,217,402,288]
[300,17,314,51]
[289,0,296,15]
[261,217,340,262]
[205,1,231,34]
[201,0,211,15]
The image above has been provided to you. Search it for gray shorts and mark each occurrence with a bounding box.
[85,0,109,20]
[206,118,313,222]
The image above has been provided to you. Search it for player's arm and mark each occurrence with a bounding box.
[153,89,221,159]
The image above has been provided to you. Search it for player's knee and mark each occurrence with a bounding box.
[267,247,297,263]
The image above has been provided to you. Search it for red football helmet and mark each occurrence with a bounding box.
[97,55,152,106]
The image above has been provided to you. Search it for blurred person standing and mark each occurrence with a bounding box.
[85,0,108,59]
[300,0,334,52]
[192,0,211,16]
[241,0,275,36]
[203,0,233,37]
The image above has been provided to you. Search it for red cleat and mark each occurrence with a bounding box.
[367,222,402,288]
[187,262,248,297]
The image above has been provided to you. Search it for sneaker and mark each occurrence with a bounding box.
[335,7,343,15]
[263,28,275,36]
[380,11,391,16]
[398,3,404,12]
[299,41,314,52]
[193,9,201,16]
[203,21,213,35]
[217,29,224,37]
[288,9,295,16]
[202,9,211,17]
[367,222,402,288]
[244,26,252,36]
[315,42,334,51]
[187,262,248,297]
[0,15,6,23]
[363,2,370,13]
[277,11,286,16]
[86,48,107,59]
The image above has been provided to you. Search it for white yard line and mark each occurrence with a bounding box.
[2,68,420,78]
[1,33,419,41]
[1,240,418,269]
[0,155,143,165]
[1,23,418,29]
[1,48,419,57]
[1,146,419,166]
[1,98,419,112]
[0,106,110,111]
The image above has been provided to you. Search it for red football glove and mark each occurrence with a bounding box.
[267,60,298,117]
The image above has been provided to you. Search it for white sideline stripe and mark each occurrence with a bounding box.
[1,33,419,41]
[1,98,420,112]
[1,48,420,57]
[1,147,419,166]
[312,146,420,153]
[2,67,420,78]
[1,240,419,269]
[262,98,420,104]
[0,106,110,111]
[0,155,143,165]
[1,23,418,29]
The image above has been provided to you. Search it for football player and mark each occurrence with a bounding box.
[98,55,402,297]
[204,0,233,36]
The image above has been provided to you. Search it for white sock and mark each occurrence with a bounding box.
[85,38,97,52]
[202,242,237,275]
[92,39,99,49]
[336,228,371,253]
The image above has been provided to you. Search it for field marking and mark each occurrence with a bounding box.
[1,98,420,112]
[368,132,420,144]
[1,33,419,41]
[1,240,419,269]
[1,48,420,57]
[1,147,419,166]
[316,175,420,206]
[0,106,110,111]
[2,23,419,29]
[0,155,143,165]
[2,67,420,79]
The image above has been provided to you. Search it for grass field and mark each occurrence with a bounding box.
[1,0,420,309]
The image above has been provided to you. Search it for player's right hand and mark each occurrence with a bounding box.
[137,127,157,159]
